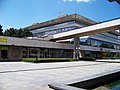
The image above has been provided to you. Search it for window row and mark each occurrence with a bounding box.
[23,47,73,58]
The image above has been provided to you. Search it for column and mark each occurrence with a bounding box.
[38,48,40,58]
[73,36,82,59]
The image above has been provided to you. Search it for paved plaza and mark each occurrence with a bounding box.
[0,61,120,90]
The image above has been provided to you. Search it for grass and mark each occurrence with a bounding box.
[22,58,77,63]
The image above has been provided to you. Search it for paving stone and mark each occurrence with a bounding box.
[0,61,120,90]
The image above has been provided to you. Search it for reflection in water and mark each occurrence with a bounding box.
[93,80,120,90]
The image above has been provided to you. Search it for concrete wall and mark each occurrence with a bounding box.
[8,46,23,61]
[0,36,74,50]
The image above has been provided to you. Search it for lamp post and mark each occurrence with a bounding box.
[76,47,81,60]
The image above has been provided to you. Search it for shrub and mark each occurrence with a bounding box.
[79,57,96,61]
[101,57,111,59]
[22,58,77,63]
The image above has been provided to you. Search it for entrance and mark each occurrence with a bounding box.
[1,50,8,59]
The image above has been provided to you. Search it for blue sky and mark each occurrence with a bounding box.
[0,0,120,30]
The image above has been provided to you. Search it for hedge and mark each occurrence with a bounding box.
[79,57,96,61]
[22,58,77,63]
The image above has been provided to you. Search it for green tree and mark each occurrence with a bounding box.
[22,28,33,37]
[4,28,16,37]
[0,24,3,35]
[15,28,23,37]
[4,28,32,38]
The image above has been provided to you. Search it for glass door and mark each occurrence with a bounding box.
[1,50,8,59]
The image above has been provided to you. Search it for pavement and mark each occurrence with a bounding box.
[96,59,120,63]
[0,60,120,90]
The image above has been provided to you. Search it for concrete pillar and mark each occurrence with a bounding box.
[73,36,82,59]
[38,48,40,58]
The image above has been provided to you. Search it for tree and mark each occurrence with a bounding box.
[4,28,32,38]
[15,28,23,38]
[22,28,32,37]
[4,28,16,37]
[0,24,3,35]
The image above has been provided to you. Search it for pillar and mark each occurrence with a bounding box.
[73,36,82,59]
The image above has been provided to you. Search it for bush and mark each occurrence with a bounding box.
[22,58,77,63]
[111,57,120,59]
[101,57,120,59]
[79,57,96,61]
[101,57,111,59]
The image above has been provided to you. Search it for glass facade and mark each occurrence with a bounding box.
[79,37,120,50]
[30,18,120,59]
[23,47,73,58]
[84,51,100,58]
[31,21,86,37]
[89,38,120,50]
[31,20,120,51]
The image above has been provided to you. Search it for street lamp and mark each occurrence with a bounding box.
[76,47,81,60]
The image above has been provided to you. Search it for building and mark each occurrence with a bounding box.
[26,14,96,37]
[0,36,73,61]
[25,14,120,59]
[108,0,120,4]
[0,35,120,61]
[0,14,120,61]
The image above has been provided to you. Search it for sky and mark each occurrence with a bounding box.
[0,0,120,31]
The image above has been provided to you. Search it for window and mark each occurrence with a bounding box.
[56,29,62,33]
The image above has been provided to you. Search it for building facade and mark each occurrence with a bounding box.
[26,14,120,59]
[0,36,74,61]
[0,14,120,61]
[0,35,120,61]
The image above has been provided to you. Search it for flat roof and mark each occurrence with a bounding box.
[25,14,96,31]
[0,36,74,50]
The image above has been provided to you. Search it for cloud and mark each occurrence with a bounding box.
[7,26,13,29]
[63,0,72,2]
[63,0,94,3]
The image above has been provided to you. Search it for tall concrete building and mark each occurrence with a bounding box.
[25,14,120,58]
[0,14,120,61]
